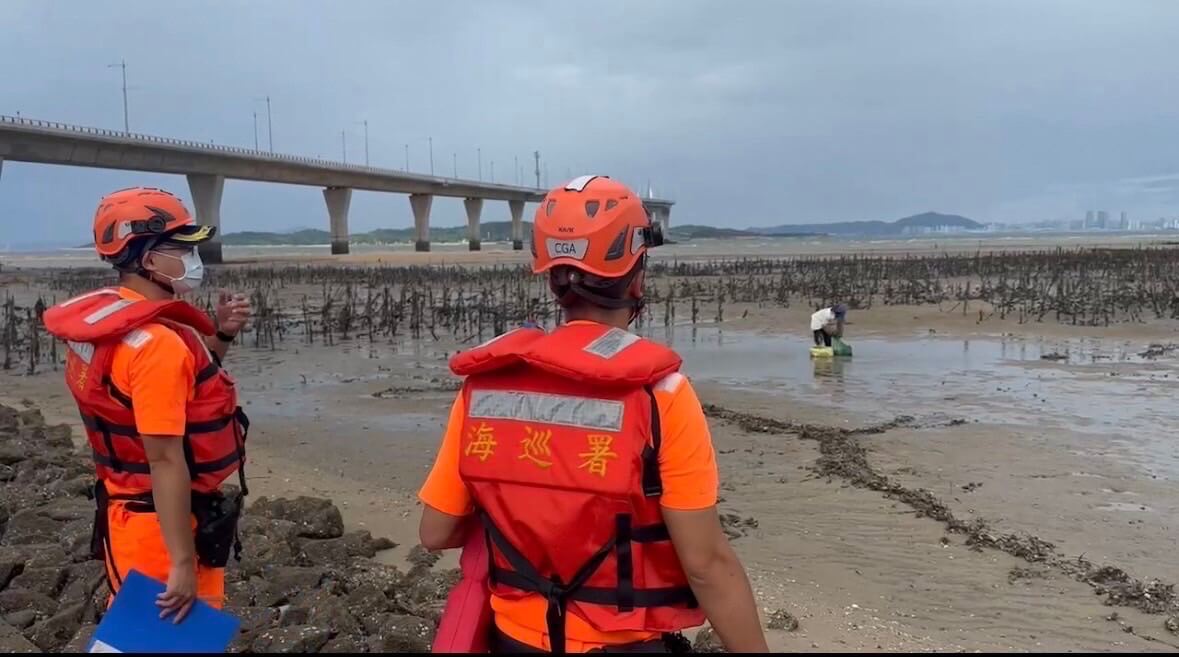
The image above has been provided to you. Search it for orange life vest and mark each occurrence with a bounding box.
[450,323,706,653]
[41,288,248,495]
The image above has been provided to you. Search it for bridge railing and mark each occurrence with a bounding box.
[0,114,543,190]
[0,114,670,204]
[0,113,377,169]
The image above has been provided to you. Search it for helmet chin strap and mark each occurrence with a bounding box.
[555,259,648,325]
[626,294,646,326]
[566,282,632,310]
[562,282,645,326]
[148,272,177,296]
[136,251,177,296]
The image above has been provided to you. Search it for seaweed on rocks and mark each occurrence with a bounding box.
[719,513,759,540]
[703,403,1179,617]
[1139,343,1179,359]
[1008,566,1050,585]
[766,609,800,631]
[0,402,451,653]
[692,626,725,653]
[225,501,446,652]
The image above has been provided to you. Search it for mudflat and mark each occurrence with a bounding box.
[3,239,1178,651]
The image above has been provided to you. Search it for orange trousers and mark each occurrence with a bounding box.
[101,499,225,608]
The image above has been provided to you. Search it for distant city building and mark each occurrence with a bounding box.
[1085,210,1095,228]
[1096,210,1109,229]
[901,224,973,235]
[1120,211,1128,230]
[1144,217,1179,230]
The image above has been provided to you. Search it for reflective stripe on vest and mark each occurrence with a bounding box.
[84,298,136,325]
[468,390,624,432]
[582,327,640,359]
[68,341,95,364]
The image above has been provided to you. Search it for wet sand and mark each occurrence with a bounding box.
[4,255,1179,651]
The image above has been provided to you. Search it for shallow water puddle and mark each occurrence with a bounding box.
[659,327,1179,479]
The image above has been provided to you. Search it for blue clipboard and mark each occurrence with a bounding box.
[87,570,240,653]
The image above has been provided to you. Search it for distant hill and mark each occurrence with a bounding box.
[894,212,982,230]
[669,224,816,239]
[79,212,979,248]
[221,229,332,246]
[761,212,983,237]
[670,225,758,239]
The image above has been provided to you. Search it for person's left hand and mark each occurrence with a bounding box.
[215,290,252,337]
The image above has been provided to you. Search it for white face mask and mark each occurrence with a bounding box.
[150,248,205,294]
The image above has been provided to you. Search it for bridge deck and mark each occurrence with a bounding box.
[0,115,673,207]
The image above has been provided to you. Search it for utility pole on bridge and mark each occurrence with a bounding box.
[107,59,129,134]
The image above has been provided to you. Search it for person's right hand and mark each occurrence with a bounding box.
[157,561,197,623]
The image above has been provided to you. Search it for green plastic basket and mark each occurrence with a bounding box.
[832,337,853,357]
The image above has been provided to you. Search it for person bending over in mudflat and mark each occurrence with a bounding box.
[418,176,768,653]
[811,303,847,347]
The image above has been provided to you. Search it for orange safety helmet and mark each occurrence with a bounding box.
[531,175,663,279]
[92,187,216,262]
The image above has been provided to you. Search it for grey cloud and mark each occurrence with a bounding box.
[2,0,1178,247]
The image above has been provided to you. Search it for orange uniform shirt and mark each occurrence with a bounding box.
[105,287,195,493]
[99,288,223,608]
[419,335,719,652]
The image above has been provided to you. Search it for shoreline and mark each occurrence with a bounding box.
[5,232,1179,270]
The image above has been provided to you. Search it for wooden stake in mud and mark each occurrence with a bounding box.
[302,295,314,345]
[2,296,15,371]
[25,307,43,375]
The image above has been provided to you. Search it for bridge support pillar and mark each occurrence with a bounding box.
[652,206,671,232]
[464,198,483,251]
[410,193,433,252]
[323,186,352,255]
[509,199,525,251]
[187,174,225,264]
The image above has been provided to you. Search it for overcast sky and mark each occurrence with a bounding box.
[3,0,1178,246]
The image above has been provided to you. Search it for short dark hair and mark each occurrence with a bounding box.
[107,239,151,273]
[549,256,645,310]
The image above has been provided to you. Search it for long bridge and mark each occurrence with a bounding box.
[0,115,674,263]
